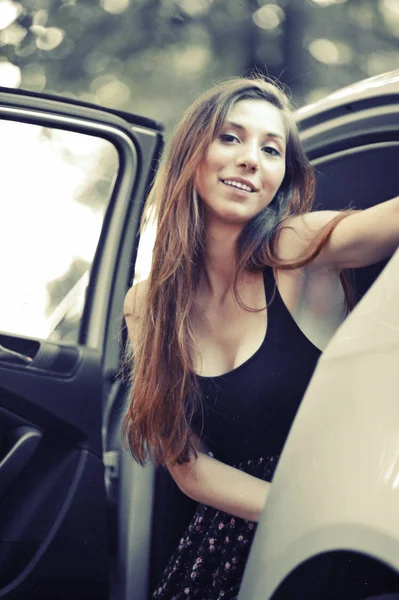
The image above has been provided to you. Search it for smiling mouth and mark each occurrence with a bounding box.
[221,180,255,193]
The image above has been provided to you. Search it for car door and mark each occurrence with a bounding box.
[239,71,399,599]
[0,88,163,600]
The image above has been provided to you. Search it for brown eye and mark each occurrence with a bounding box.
[262,146,280,156]
[220,133,239,143]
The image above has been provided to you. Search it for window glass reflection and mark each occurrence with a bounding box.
[0,120,118,343]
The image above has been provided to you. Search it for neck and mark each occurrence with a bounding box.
[200,221,242,299]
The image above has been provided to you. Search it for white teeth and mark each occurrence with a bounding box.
[223,180,253,193]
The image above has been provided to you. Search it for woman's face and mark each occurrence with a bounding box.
[195,99,287,227]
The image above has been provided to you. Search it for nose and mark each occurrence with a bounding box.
[236,144,259,172]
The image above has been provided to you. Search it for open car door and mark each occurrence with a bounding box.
[0,88,163,600]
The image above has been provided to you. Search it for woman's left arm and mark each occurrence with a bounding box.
[287,196,399,271]
[324,195,399,269]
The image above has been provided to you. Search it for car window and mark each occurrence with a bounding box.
[0,119,119,343]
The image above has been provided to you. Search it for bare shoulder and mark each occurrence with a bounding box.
[123,278,149,318]
[123,279,149,349]
[276,211,340,264]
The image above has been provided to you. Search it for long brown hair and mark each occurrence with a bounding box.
[122,77,355,467]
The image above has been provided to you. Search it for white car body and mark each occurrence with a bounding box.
[240,248,399,598]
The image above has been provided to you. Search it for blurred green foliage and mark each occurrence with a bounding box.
[1,0,398,131]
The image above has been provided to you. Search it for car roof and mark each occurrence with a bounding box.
[296,69,399,130]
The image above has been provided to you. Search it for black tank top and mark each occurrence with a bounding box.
[193,267,321,466]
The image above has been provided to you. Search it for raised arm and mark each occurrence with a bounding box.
[279,195,399,271]
[324,196,399,269]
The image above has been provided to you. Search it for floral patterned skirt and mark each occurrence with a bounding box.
[152,455,279,600]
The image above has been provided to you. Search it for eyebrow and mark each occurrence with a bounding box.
[225,120,285,142]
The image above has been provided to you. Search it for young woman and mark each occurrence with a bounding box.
[123,77,399,599]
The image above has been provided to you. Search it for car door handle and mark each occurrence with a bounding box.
[0,343,33,366]
[0,426,42,500]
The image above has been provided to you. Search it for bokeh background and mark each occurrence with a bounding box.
[1,0,399,133]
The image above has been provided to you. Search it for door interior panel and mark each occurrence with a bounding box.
[0,334,81,380]
[0,334,109,599]
[0,338,104,454]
